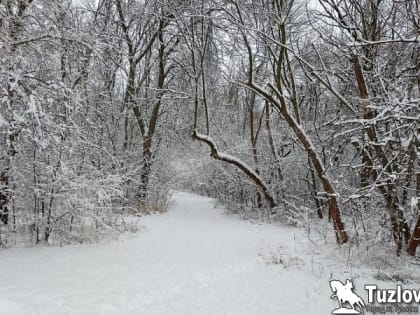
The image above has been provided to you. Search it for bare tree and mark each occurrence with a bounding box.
[114,0,177,201]
[313,0,419,255]
[223,0,349,243]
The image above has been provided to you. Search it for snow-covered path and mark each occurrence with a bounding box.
[0,192,336,315]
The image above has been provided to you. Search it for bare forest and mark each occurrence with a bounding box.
[1,0,419,258]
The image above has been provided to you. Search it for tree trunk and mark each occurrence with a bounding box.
[407,172,420,256]
[408,216,420,256]
[308,159,323,219]
[249,93,263,208]
[138,137,153,200]
[279,105,348,244]
[246,82,348,244]
[137,20,166,199]
[352,55,410,254]
[0,172,9,225]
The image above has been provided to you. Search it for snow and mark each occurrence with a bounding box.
[0,300,25,315]
[0,192,416,315]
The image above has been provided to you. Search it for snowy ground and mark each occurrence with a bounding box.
[0,192,419,315]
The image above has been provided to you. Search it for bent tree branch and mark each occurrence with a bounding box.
[192,130,278,209]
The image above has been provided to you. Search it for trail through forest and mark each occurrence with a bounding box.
[0,192,411,315]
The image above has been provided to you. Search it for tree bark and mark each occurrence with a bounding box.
[407,171,420,256]
[408,215,420,256]
[352,55,410,254]
[265,102,289,211]
[281,109,348,244]
[308,158,323,219]
[0,171,9,225]
[248,81,348,244]
[137,19,166,199]
[248,92,264,208]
